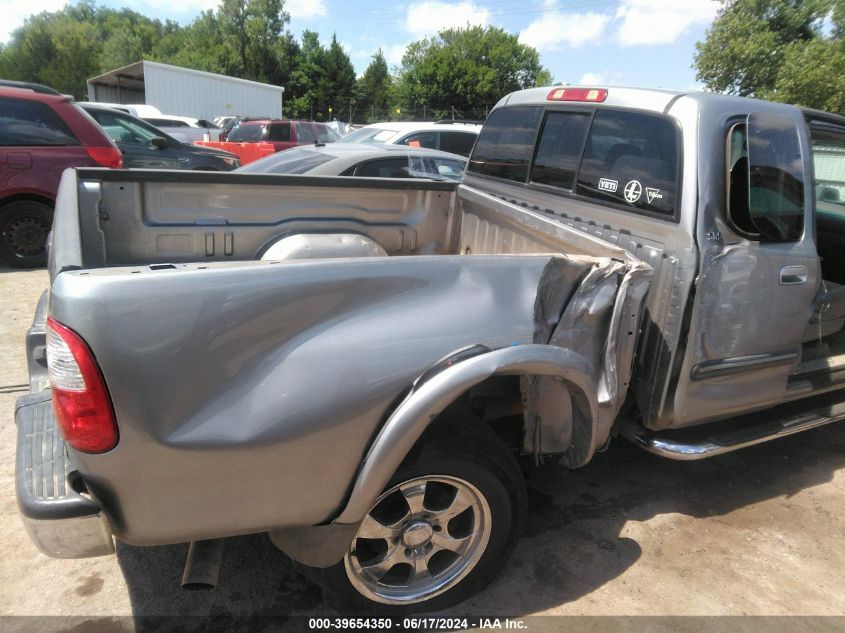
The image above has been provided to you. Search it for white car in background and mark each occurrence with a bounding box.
[140,114,221,143]
[338,120,481,156]
[236,143,466,181]
[76,102,164,119]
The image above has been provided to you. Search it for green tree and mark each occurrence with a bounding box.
[394,25,552,118]
[244,0,289,82]
[356,49,392,121]
[100,25,145,70]
[285,30,325,118]
[162,10,229,75]
[767,39,845,112]
[322,34,356,120]
[0,11,100,98]
[695,0,832,97]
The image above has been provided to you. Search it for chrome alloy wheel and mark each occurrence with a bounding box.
[344,475,492,605]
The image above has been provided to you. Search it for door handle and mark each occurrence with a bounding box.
[780,265,808,285]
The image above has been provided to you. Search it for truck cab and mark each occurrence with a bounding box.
[466,86,845,438]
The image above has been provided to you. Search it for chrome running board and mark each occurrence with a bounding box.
[623,394,845,460]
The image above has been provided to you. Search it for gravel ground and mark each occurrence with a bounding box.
[0,266,843,624]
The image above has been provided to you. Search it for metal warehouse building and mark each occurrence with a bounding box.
[87,61,284,120]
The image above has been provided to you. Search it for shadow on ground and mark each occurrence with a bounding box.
[113,423,845,618]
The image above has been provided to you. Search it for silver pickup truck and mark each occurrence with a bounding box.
[15,86,845,612]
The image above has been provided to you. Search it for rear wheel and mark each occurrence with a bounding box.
[318,420,526,613]
[0,200,53,268]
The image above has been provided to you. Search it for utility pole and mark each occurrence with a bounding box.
[451,105,455,121]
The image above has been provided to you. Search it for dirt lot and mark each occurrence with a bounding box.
[0,267,844,622]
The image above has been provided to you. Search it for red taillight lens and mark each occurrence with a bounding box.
[86,146,123,169]
[547,87,608,103]
[46,317,118,453]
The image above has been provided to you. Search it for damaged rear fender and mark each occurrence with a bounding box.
[333,344,596,527]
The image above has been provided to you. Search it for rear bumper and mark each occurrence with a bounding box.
[15,392,115,558]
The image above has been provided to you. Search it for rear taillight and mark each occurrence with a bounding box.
[46,317,118,453]
[86,146,123,169]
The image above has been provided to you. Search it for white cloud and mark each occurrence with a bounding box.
[615,0,718,46]
[405,1,490,38]
[579,72,605,85]
[286,0,327,20]
[2,0,67,42]
[520,11,611,51]
[384,43,408,67]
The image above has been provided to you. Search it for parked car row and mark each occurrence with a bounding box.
[0,78,481,267]
[339,120,481,156]
[0,81,242,267]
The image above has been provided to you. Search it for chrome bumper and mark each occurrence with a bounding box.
[15,392,115,558]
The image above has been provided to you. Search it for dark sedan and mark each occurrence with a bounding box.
[79,104,240,171]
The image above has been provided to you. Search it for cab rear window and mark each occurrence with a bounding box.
[228,124,264,142]
[575,109,679,217]
[468,105,680,218]
[468,106,542,182]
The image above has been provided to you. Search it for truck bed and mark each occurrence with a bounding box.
[50,168,633,276]
[34,168,651,546]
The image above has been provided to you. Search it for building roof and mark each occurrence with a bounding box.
[87,61,284,93]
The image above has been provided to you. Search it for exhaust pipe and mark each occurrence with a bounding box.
[181,539,224,590]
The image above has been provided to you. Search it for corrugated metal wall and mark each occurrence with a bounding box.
[86,83,145,104]
[143,63,283,120]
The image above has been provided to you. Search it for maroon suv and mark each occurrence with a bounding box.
[226,119,341,151]
[0,82,122,267]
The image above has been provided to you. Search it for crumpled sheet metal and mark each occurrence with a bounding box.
[522,255,653,467]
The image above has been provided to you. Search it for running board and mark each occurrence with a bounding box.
[623,393,845,460]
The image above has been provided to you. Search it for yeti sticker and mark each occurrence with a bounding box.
[598,178,618,193]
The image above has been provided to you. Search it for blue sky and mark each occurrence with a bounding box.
[4,0,720,90]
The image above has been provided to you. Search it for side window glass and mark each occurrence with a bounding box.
[317,125,340,142]
[530,111,591,190]
[297,123,316,144]
[746,112,804,241]
[811,127,845,215]
[267,123,291,142]
[227,124,264,142]
[90,110,159,146]
[408,155,428,177]
[0,97,79,146]
[468,106,542,182]
[431,158,466,180]
[400,132,436,149]
[354,158,411,178]
[726,123,757,235]
[575,109,679,216]
[439,131,476,156]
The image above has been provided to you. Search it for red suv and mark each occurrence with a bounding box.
[0,81,122,267]
[226,119,340,151]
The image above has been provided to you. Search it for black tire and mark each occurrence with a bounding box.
[317,419,527,614]
[0,200,53,268]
